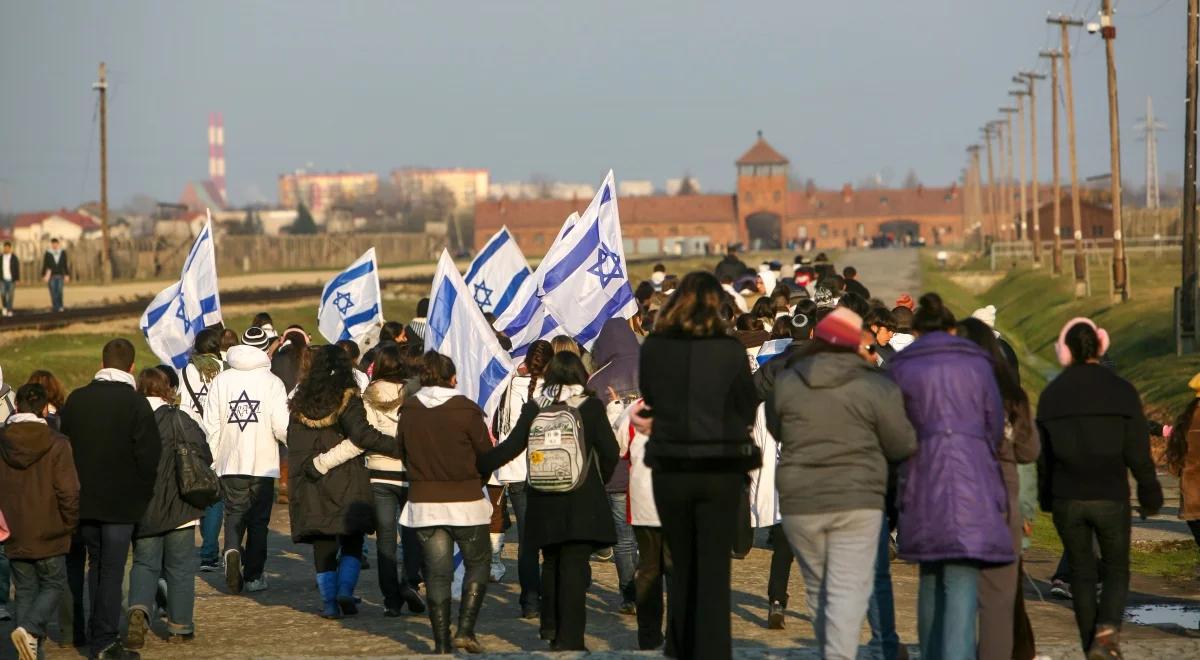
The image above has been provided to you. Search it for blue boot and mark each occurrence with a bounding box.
[316,571,340,619]
[336,555,362,616]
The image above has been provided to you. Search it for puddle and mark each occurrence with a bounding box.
[1125,603,1200,628]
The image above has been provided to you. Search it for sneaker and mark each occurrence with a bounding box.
[167,633,195,644]
[95,641,141,659]
[767,600,785,629]
[592,547,614,561]
[224,548,243,594]
[1087,626,1121,659]
[401,585,426,614]
[125,609,149,650]
[521,603,541,620]
[1050,579,1073,600]
[199,558,220,572]
[489,560,507,583]
[245,577,269,593]
[619,600,637,616]
[0,604,10,621]
[10,626,38,660]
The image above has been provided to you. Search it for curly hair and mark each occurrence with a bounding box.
[290,345,357,419]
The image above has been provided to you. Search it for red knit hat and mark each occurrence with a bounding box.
[814,307,864,348]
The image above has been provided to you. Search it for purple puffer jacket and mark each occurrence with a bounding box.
[888,331,1015,565]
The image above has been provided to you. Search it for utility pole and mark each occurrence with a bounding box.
[1007,99,1030,253]
[982,124,1000,240]
[1041,51,1064,275]
[1180,0,1198,353]
[1019,72,1046,267]
[1100,0,1129,300]
[93,62,112,282]
[968,145,984,249]
[1049,16,1087,297]
[994,120,1009,240]
[1135,97,1165,210]
[1000,110,1017,241]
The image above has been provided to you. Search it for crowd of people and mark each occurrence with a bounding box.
[0,247,1190,660]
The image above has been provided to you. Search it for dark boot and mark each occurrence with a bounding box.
[453,583,486,653]
[428,599,452,654]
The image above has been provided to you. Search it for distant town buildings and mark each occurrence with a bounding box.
[12,210,104,242]
[179,180,228,213]
[488,180,597,201]
[665,177,703,196]
[618,180,655,197]
[278,171,380,218]
[391,168,489,212]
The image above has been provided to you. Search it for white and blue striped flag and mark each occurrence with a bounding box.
[464,226,530,319]
[318,247,384,345]
[140,214,223,370]
[492,212,580,357]
[538,170,637,349]
[427,249,516,420]
[756,338,793,366]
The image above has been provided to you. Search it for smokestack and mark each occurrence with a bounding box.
[208,112,226,206]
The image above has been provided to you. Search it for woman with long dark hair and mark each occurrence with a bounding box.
[888,293,1013,660]
[957,317,1041,660]
[1165,377,1200,578]
[638,271,759,659]
[1037,318,1162,658]
[287,345,398,619]
[478,351,619,651]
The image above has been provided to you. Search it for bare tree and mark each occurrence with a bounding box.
[902,168,921,189]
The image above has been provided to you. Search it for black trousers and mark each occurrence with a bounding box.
[1052,499,1131,651]
[78,522,134,655]
[312,534,364,572]
[508,482,542,608]
[540,541,595,650]
[221,475,274,581]
[653,471,743,660]
[766,524,794,607]
[633,526,673,651]
[65,533,87,646]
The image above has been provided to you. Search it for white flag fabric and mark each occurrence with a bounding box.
[538,171,636,349]
[464,226,530,319]
[318,248,384,345]
[140,216,223,369]
[492,213,580,357]
[427,249,516,420]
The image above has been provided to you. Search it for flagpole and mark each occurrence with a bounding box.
[370,247,383,326]
[206,207,223,313]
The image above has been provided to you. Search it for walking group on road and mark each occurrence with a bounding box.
[0,247,1192,660]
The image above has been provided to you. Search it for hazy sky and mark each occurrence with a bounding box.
[0,0,1185,212]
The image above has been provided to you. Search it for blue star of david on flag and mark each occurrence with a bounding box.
[473,281,494,309]
[227,390,261,432]
[175,299,191,333]
[333,291,354,315]
[586,242,623,287]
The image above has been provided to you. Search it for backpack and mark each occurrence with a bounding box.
[526,393,592,493]
[168,407,222,508]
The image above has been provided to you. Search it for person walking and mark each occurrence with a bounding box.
[1166,374,1200,578]
[479,352,619,652]
[638,271,760,659]
[286,345,403,619]
[203,329,290,595]
[1038,318,1163,658]
[887,294,1014,660]
[0,383,80,660]
[1,240,18,317]
[60,339,162,659]
[179,328,226,573]
[41,238,69,312]
[957,317,1041,660]
[395,352,494,654]
[492,340,554,619]
[124,368,212,648]
[768,307,917,659]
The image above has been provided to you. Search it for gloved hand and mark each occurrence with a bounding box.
[303,458,325,481]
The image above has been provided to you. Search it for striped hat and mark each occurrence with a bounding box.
[814,307,863,349]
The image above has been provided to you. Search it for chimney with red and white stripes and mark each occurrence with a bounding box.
[208,112,226,206]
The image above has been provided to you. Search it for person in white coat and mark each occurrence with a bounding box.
[203,338,289,595]
[623,399,670,652]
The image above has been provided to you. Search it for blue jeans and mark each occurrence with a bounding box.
[0,279,14,311]
[199,501,224,562]
[507,482,541,607]
[130,527,197,635]
[48,275,64,311]
[607,492,638,602]
[9,555,67,638]
[918,560,980,660]
[867,513,900,660]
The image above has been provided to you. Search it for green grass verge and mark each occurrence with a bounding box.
[1028,512,1197,580]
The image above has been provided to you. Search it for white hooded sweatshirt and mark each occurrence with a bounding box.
[203,345,290,478]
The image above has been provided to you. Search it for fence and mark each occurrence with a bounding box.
[8,233,444,283]
[990,235,1182,271]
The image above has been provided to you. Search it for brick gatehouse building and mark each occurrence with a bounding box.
[474,133,965,255]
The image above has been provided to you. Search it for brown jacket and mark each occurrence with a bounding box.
[1181,427,1200,520]
[396,389,492,504]
[0,420,81,559]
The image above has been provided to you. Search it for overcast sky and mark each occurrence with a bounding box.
[0,0,1185,212]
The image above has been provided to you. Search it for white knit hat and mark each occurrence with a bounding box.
[971,305,997,329]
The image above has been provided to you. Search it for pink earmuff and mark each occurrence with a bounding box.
[1055,317,1110,366]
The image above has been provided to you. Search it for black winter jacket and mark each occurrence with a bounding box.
[42,250,69,277]
[287,390,398,542]
[478,397,619,549]
[61,380,161,523]
[136,405,212,538]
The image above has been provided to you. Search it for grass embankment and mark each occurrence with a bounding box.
[922,250,1200,579]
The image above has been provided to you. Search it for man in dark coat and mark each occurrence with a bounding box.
[41,238,69,312]
[714,249,748,284]
[60,338,161,659]
[842,266,871,300]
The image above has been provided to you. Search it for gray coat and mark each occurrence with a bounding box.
[768,351,917,516]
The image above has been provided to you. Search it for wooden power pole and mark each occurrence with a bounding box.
[1181,0,1199,353]
[1041,50,1064,275]
[1007,98,1030,251]
[93,63,112,282]
[1100,0,1129,301]
[1019,72,1046,267]
[1049,16,1087,297]
[1000,109,1017,241]
[983,124,1000,240]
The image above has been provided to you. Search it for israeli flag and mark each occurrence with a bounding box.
[539,171,637,349]
[318,248,384,345]
[427,249,516,420]
[756,338,792,366]
[464,226,530,319]
[492,213,579,357]
[140,214,223,369]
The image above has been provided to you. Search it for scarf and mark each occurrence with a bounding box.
[94,368,136,388]
[190,353,223,382]
[538,384,585,407]
[5,413,45,426]
[48,248,63,261]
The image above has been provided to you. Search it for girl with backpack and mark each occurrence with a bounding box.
[478,352,620,652]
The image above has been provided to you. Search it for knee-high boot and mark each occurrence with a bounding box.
[428,597,452,654]
[336,555,362,616]
[453,583,487,653]
[315,572,340,619]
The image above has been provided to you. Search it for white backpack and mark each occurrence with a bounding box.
[526,394,592,493]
